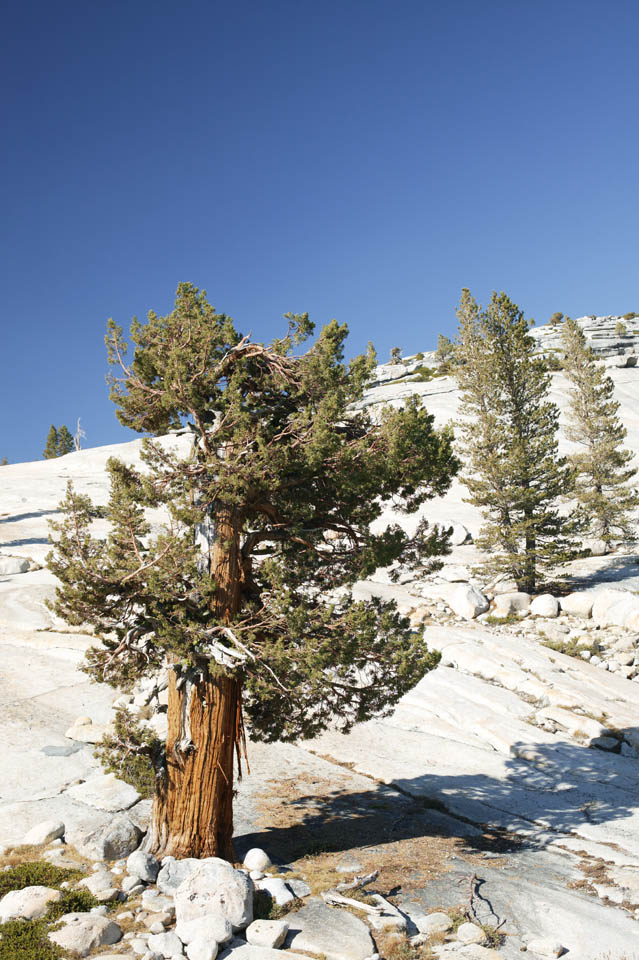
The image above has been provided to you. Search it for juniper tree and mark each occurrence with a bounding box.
[561,316,638,544]
[48,283,458,860]
[454,289,576,592]
[43,425,59,459]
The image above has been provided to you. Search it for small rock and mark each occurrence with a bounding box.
[80,870,118,895]
[287,878,311,898]
[456,921,486,944]
[257,877,294,906]
[128,850,160,883]
[0,555,30,574]
[68,814,142,859]
[243,847,272,872]
[493,591,531,616]
[148,930,185,957]
[285,898,375,960]
[414,911,453,935]
[583,538,608,556]
[527,938,567,957]
[175,913,232,945]
[187,939,218,960]
[174,859,253,931]
[560,591,594,618]
[21,819,65,846]
[246,918,289,948]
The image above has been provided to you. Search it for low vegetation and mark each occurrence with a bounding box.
[0,861,83,898]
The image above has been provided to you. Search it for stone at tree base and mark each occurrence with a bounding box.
[68,814,143,859]
[456,921,486,944]
[174,859,253,932]
[66,772,140,811]
[187,939,218,960]
[175,914,233,946]
[527,938,567,957]
[21,819,65,845]
[142,889,175,914]
[284,898,375,960]
[449,585,489,620]
[128,849,160,883]
[492,592,531,616]
[242,847,272,872]
[529,595,559,618]
[0,885,62,921]
[246,918,289,948]
[48,913,122,957]
[257,876,295,905]
[147,930,185,957]
[157,857,203,894]
[560,591,594,618]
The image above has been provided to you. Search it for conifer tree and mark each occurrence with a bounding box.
[43,425,59,459]
[454,289,575,592]
[561,316,638,544]
[48,283,459,860]
[57,425,75,456]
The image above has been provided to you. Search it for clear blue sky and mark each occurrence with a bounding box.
[2,0,638,463]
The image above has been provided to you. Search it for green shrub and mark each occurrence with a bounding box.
[0,862,83,898]
[549,312,564,326]
[45,889,99,921]
[0,918,64,960]
[94,707,163,798]
[615,320,628,336]
[415,351,424,361]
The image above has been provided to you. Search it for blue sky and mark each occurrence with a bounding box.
[1,0,638,462]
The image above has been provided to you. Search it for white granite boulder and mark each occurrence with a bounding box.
[285,898,375,960]
[0,555,30,575]
[68,814,142,859]
[256,877,294,906]
[246,919,289,948]
[66,773,140,812]
[449,584,489,620]
[242,847,272,872]
[493,592,531,616]
[560,591,594,618]
[0,885,61,921]
[187,939,218,960]
[148,930,185,957]
[127,849,160,883]
[174,859,253,932]
[529,594,560,618]
[48,913,122,957]
[21,819,65,846]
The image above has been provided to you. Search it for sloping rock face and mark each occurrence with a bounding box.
[529,314,639,364]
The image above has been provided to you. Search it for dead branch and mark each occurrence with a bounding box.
[335,870,379,892]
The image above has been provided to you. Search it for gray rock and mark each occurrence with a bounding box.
[583,538,608,556]
[128,850,160,883]
[242,847,272,872]
[174,859,253,932]
[175,914,233,946]
[287,878,311,898]
[68,814,142,859]
[65,720,110,743]
[285,898,375,960]
[21,819,65,846]
[218,940,311,960]
[148,931,184,957]
[41,742,83,756]
[142,890,175,915]
[0,885,62,921]
[246,919,289,948]
[449,585,489,620]
[66,772,140,811]
[80,870,118,895]
[48,913,122,957]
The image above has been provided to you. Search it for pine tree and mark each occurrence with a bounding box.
[43,425,59,459]
[57,425,75,456]
[454,289,576,592]
[561,316,638,544]
[48,283,459,860]
[435,334,455,371]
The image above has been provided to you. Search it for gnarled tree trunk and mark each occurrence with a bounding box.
[144,505,245,860]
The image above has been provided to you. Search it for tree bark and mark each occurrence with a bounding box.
[144,505,245,860]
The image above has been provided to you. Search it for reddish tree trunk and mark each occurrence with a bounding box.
[144,507,245,860]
